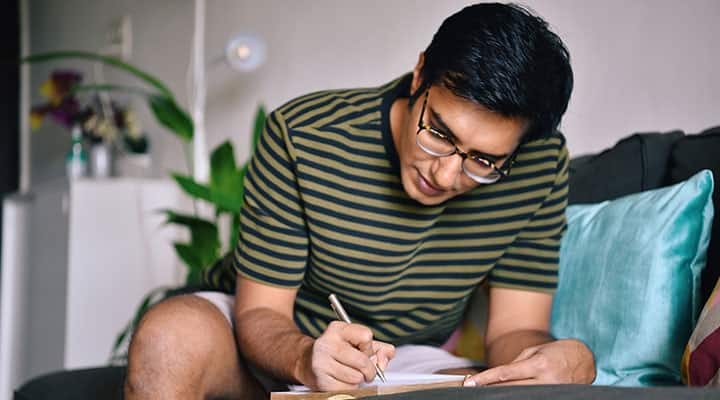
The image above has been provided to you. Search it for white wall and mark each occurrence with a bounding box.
[27,0,720,185]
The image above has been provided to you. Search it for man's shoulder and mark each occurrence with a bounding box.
[273,76,407,128]
[520,130,569,161]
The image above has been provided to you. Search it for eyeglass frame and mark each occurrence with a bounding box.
[415,90,520,183]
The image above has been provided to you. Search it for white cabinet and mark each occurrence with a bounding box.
[1,178,188,398]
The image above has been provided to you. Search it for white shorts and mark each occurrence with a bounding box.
[193,291,478,382]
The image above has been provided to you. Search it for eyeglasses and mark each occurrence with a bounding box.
[415,90,518,184]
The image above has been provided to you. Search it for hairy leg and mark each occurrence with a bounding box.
[124,294,267,400]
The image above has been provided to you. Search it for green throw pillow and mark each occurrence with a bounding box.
[551,170,714,386]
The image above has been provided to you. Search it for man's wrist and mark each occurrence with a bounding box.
[292,335,316,386]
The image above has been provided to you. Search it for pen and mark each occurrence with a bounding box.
[328,293,388,383]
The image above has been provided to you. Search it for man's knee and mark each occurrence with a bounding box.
[125,294,236,394]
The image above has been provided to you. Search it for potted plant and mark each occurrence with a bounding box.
[24,51,265,362]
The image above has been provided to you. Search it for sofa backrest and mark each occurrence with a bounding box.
[568,126,720,309]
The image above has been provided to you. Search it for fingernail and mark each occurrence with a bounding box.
[463,378,476,387]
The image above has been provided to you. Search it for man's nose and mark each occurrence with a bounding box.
[432,154,464,190]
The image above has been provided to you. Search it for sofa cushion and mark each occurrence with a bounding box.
[551,170,714,386]
[567,131,684,205]
[666,126,720,308]
[14,366,125,400]
[683,275,720,386]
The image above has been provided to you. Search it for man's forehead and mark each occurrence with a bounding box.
[424,92,524,159]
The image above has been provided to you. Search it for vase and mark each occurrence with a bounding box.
[90,142,115,178]
[116,152,152,178]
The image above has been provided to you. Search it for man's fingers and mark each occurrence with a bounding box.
[337,323,374,351]
[511,345,540,363]
[464,358,539,386]
[372,341,396,370]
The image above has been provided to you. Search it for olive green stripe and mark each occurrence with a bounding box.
[308,219,527,256]
[286,91,380,125]
[310,257,487,290]
[523,136,564,149]
[334,112,384,137]
[300,151,397,183]
[499,258,558,271]
[311,245,504,272]
[533,199,566,217]
[246,171,304,228]
[491,269,557,284]
[296,126,386,153]
[505,245,558,259]
[278,87,370,116]
[302,97,380,129]
[456,187,552,207]
[295,312,321,337]
[526,212,565,229]
[237,248,304,280]
[282,88,372,120]
[516,149,561,163]
[236,267,302,289]
[304,207,435,242]
[296,135,393,168]
[242,220,307,256]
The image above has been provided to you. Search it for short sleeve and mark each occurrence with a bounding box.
[234,109,309,288]
[488,140,569,293]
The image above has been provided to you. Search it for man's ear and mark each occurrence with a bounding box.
[410,52,425,94]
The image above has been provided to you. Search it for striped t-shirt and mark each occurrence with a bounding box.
[230,75,568,346]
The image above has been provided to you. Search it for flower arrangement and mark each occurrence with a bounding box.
[30,69,149,154]
[24,50,265,362]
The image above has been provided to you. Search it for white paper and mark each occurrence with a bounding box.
[285,372,463,393]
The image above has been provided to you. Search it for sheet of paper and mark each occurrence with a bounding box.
[285,372,463,393]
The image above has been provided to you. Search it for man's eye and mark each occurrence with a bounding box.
[430,129,449,141]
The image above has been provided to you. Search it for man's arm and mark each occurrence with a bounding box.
[233,275,395,391]
[464,287,595,386]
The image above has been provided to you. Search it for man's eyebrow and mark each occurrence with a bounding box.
[428,107,508,161]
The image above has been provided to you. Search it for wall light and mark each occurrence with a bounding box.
[225,33,266,72]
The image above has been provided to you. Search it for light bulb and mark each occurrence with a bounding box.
[225,33,266,72]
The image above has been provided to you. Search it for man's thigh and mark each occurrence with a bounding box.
[194,292,480,383]
[193,291,291,393]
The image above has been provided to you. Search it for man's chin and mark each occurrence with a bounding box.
[402,178,448,206]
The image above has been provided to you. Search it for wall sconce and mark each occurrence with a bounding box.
[225,33,266,72]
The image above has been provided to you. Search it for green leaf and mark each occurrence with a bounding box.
[149,95,193,141]
[23,50,174,98]
[210,190,243,214]
[174,242,203,271]
[186,269,203,286]
[210,141,238,192]
[208,141,244,213]
[172,173,213,203]
[252,104,267,151]
[163,210,220,272]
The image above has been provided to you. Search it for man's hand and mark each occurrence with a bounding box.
[464,338,595,386]
[302,321,395,391]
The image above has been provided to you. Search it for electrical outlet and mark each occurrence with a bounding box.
[105,15,132,61]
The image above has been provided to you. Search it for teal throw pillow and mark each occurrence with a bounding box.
[551,170,714,386]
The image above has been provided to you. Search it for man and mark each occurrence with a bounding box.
[125,3,595,399]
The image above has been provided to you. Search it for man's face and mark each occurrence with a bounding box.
[394,71,527,206]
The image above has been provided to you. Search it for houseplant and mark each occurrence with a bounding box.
[24,51,265,362]
[30,68,151,177]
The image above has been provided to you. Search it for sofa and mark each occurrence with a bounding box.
[14,127,720,399]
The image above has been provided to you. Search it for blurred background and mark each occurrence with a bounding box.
[0,0,718,398]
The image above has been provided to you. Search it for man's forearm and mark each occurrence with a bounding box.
[486,329,553,367]
[235,307,315,385]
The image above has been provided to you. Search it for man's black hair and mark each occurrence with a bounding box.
[412,2,573,141]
